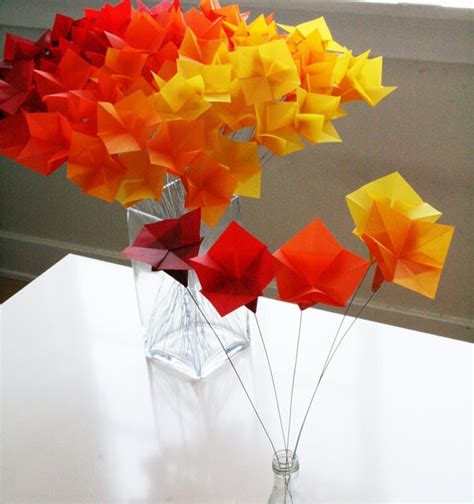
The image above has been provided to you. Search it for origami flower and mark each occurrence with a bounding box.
[361,200,454,299]
[147,119,206,176]
[97,90,161,154]
[200,0,249,31]
[67,132,125,202]
[281,18,349,94]
[179,9,227,64]
[182,154,237,227]
[33,49,92,99]
[294,88,343,143]
[116,149,166,207]
[176,59,232,102]
[346,171,442,237]
[122,11,166,53]
[189,221,275,316]
[273,219,370,309]
[151,73,211,120]
[0,60,35,115]
[122,208,203,287]
[334,51,397,107]
[3,33,41,62]
[14,112,72,175]
[103,47,148,90]
[207,135,261,198]
[229,39,300,105]
[231,14,279,47]
[0,113,30,160]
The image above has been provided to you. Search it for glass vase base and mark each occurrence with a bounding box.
[146,337,249,380]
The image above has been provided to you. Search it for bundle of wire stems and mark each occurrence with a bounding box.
[186,266,376,472]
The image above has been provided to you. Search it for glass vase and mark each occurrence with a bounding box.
[127,179,250,379]
[268,450,308,504]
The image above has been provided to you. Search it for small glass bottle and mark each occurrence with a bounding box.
[268,449,308,503]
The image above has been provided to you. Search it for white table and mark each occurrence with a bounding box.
[1,254,472,503]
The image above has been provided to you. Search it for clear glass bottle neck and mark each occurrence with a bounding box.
[268,450,303,503]
[272,449,299,477]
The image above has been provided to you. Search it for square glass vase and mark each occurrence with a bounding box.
[127,180,250,379]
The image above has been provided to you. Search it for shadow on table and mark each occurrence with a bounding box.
[141,352,272,502]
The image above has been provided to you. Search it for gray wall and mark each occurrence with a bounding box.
[1,1,473,341]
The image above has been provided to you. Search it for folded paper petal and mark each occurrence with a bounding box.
[189,220,275,316]
[274,219,370,309]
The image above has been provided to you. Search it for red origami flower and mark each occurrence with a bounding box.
[273,219,370,309]
[122,208,203,287]
[189,221,275,316]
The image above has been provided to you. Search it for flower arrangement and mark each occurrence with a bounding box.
[0,0,456,499]
[0,0,395,226]
[124,171,455,499]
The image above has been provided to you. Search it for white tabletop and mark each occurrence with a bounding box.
[1,254,472,503]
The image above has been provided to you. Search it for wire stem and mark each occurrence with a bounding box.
[186,288,280,461]
[292,276,375,458]
[286,310,303,451]
[254,313,287,452]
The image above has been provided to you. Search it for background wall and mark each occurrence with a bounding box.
[0,1,472,341]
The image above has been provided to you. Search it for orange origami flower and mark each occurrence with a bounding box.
[207,135,260,198]
[97,90,160,154]
[362,200,454,299]
[67,132,125,202]
[182,154,237,226]
[274,219,370,309]
[116,149,166,207]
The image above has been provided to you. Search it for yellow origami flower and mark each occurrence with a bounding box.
[280,18,334,46]
[213,77,257,131]
[335,50,397,106]
[231,14,280,47]
[346,172,442,237]
[229,39,300,105]
[176,59,232,102]
[255,101,303,156]
[295,88,342,144]
[151,73,211,120]
[281,17,349,94]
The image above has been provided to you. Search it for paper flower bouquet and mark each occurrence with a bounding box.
[0,0,395,227]
[0,1,456,500]
[125,171,455,501]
